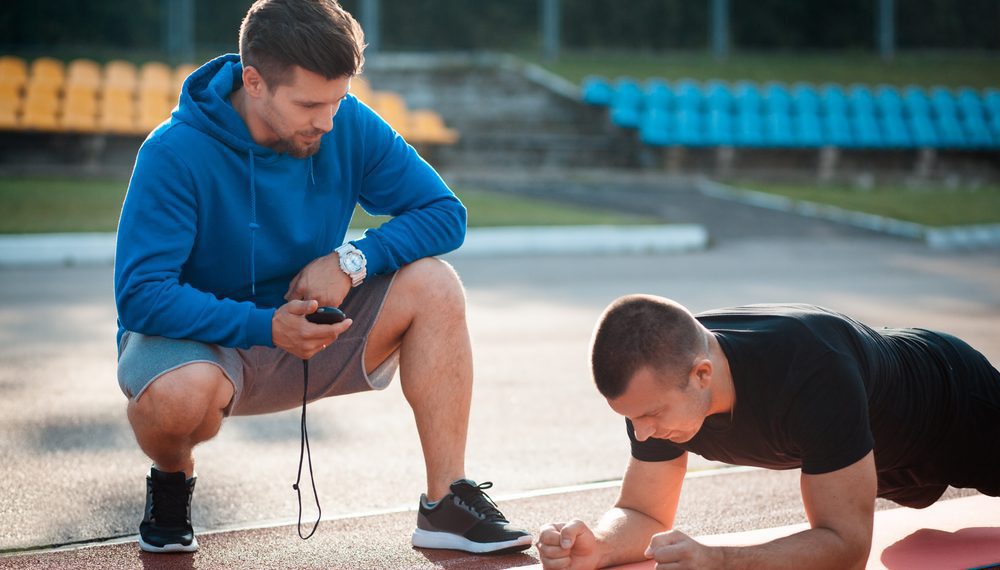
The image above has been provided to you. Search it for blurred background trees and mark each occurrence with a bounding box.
[2,0,997,62]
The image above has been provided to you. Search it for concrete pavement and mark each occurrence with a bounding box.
[1,181,998,567]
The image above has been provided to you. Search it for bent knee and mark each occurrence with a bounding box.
[396,257,466,308]
[130,363,233,431]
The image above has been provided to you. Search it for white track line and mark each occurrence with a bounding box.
[9,465,761,556]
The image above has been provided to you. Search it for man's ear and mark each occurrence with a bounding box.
[242,65,267,98]
[693,359,713,388]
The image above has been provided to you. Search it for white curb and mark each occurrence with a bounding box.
[0,225,709,267]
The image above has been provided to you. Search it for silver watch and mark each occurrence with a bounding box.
[335,242,367,287]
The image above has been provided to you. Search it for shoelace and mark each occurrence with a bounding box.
[293,359,321,539]
[453,481,507,522]
[151,477,189,528]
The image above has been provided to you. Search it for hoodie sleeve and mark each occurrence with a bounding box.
[349,101,467,275]
[115,141,275,348]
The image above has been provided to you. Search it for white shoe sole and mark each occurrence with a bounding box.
[411,528,532,553]
[138,535,199,553]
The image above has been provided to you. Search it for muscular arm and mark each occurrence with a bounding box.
[593,453,688,567]
[538,453,687,569]
[648,451,877,569]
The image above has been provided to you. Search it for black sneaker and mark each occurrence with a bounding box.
[138,467,198,553]
[411,479,532,554]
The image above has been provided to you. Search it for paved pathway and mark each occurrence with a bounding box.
[1,176,997,567]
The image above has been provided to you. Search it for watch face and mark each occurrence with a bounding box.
[343,252,364,273]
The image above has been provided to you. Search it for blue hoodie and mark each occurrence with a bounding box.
[115,54,466,349]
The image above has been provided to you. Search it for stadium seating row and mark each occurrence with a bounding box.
[582,75,1000,150]
[0,55,458,145]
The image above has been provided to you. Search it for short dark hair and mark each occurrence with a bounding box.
[239,0,366,87]
[590,295,708,399]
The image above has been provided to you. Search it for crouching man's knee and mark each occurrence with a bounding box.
[127,363,234,438]
[395,257,467,313]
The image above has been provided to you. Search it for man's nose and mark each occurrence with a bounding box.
[316,107,335,132]
[632,419,655,442]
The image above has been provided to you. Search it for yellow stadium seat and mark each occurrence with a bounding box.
[20,92,60,131]
[104,59,137,91]
[0,82,19,129]
[29,57,65,88]
[370,91,410,137]
[0,82,21,110]
[408,109,459,145]
[66,59,102,89]
[0,107,17,129]
[60,84,99,132]
[350,76,372,102]
[137,87,173,131]
[139,61,173,92]
[0,56,28,88]
[24,82,59,114]
[99,85,136,133]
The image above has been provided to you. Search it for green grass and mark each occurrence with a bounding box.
[732,181,1000,227]
[521,50,1000,89]
[0,177,653,234]
[0,178,129,233]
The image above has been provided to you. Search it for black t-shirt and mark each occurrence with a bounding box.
[627,304,976,480]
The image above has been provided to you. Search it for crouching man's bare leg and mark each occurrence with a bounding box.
[126,363,233,553]
[128,363,235,479]
[363,257,532,554]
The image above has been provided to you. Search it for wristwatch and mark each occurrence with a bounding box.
[335,242,367,287]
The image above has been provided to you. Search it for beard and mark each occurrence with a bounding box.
[259,99,327,158]
[271,132,324,158]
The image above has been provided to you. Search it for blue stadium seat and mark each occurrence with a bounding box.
[985,88,1000,118]
[734,81,762,115]
[673,78,702,113]
[875,85,903,117]
[645,79,672,111]
[763,82,792,115]
[610,105,642,129]
[822,110,852,146]
[791,82,820,117]
[639,107,672,146]
[935,112,967,147]
[704,80,733,113]
[908,114,939,147]
[929,86,958,119]
[672,109,704,146]
[850,111,882,148]
[820,84,849,117]
[990,115,1000,144]
[902,86,931,118]
[764,109,795,147]
[793,110,824,147]
[956,87,985,122]
[610,77,644,128]
[962,114,995,148]
[879,113,911,148]
[734,108,765,147]
[848,84,876,117]
[581,75,614,106]
[704,109,734,146]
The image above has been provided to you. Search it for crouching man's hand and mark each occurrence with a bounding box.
[272,299,353,360]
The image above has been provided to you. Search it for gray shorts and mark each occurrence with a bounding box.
[117,273,398,416]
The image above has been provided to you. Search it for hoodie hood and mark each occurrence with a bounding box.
[174,53,278,159]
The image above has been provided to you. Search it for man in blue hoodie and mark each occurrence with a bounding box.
[115,0,531,556]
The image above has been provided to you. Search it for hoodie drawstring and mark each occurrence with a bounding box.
[247,149,260,298]
[308,156,316,187]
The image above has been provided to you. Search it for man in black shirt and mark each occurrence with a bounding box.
[537,295,999,570]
